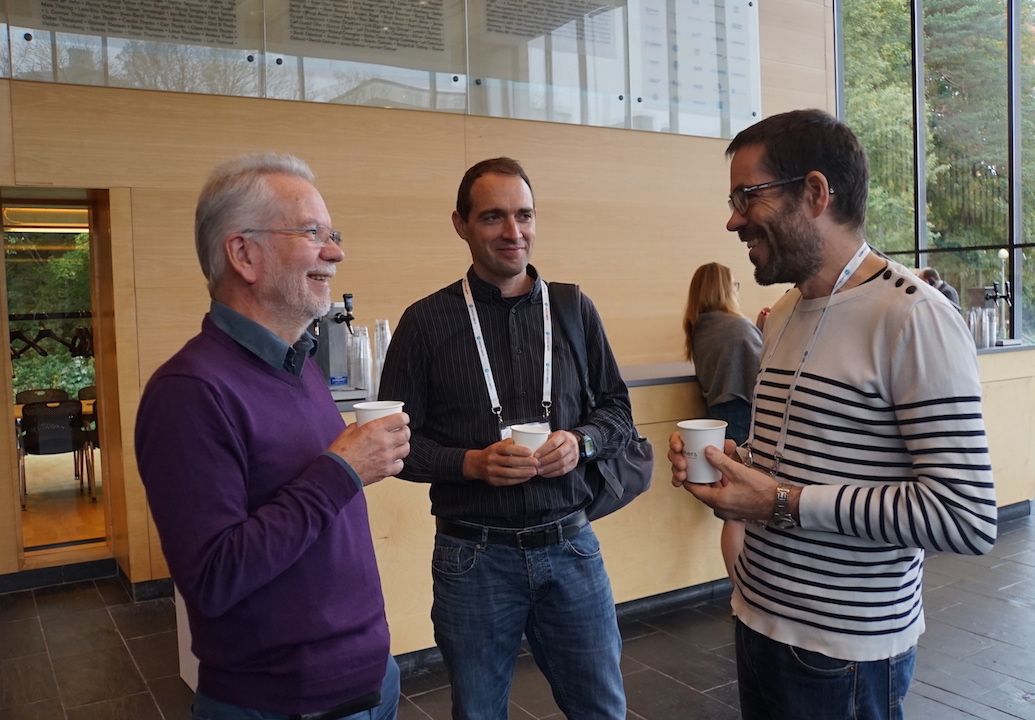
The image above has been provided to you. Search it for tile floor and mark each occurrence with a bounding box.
[1,511,1032,719]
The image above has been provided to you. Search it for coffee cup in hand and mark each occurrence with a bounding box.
[511,423,550,451]
[353,401,404,426]
[676,419,727,484]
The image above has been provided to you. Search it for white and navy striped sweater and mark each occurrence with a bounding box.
[733,260,997,662]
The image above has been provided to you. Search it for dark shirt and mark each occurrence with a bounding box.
[378,265,632,527]
[209,301,317,375]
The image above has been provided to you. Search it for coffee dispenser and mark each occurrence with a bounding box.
[314,293,368,403]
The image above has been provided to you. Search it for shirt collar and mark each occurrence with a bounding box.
[464,264,542,303]
[209,301,317,376]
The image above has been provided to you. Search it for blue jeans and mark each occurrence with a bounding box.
[735,621,916,720]
[709,398,752,446]
[190,656,399,720]
[431,521,625,720]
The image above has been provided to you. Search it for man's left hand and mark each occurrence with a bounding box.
[534,430,580,478]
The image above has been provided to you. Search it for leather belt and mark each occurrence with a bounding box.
[435,511,587,549]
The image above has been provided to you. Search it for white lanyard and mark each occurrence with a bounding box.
[461,276,553,425]
[745,243,871,476]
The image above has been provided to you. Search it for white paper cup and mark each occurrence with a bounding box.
[353,400,404,426]
[511,423,550,451]
[677,419,728,484]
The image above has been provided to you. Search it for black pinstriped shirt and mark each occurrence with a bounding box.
[378,265,633,527]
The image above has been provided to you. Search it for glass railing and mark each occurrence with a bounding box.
[2,0,760,140]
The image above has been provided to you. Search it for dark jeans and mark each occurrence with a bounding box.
[736,620,917,720]
[709,398,752,446]
[430,521,625,720]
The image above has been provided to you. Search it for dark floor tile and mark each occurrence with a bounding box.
[624,668,738,720]
[0,618,46,660]
[4,699,65,719]
[903,687,987,720]
[148,675,195,720]
[126,630,179,680]
[109,599,176,640]
[93,578,132,607]
[51,645,146,708]
[397,696,433,720]
[66,691,163,720]
[0,591,38,623]
[970,641,1035,685]
[40,607,121,660]
[619,619,658,642]
[508,655,561,718]
[643,606,736,652]
[401,664,451,698]
[917,616,996,658]
[407,685,452,720]
[620,653,648,676]
[702,680,739,713]
[33,582,105,618]
[622,633,737,693]
[974,677,1035,720]
[909,679,1021,720]
[0,653,59,708]
[506,702,536,718]
[914,646,1007,699]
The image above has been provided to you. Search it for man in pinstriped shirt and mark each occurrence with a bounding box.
[378,157,632,719]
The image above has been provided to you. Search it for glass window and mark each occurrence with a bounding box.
[1022,246,1034,343]
[467,2,629,128]
[263,0,467,111]
[923,0,1009,252]
[841,0,916,254]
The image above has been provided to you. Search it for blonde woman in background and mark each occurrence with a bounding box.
[682,262,764,582]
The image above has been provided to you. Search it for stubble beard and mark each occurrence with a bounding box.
[752,205,824,287]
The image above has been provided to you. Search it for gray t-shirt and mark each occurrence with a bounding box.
[691,311,762,408]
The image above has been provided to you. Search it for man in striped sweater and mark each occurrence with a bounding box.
[668,110,996,720]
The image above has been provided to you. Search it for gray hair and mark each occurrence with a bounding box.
[194,152,316,292]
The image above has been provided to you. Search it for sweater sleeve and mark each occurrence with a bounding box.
[135,374,361,618]
[799,298,997,554]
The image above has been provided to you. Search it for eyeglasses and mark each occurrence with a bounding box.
[728,176,807,215]
[241,225,343,247]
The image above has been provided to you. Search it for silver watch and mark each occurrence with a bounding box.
[768,484,798,530]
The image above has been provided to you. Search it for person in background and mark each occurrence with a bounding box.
[669,110,996,720]
[919,267,961,309]
[378,157,632,719]
[682,261,763,583]
[136,152,409,720]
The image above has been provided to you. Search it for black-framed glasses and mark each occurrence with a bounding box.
[728,176,807,215]
[241,225,343,247]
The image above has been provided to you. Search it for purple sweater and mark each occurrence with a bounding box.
[135,317,389,714]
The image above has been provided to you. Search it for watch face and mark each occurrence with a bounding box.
[580,433,595,458]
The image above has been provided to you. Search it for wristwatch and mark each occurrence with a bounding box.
[768,484,798,530]
[573,430,596,460]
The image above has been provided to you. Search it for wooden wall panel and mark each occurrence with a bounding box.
[0,81,13,186]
